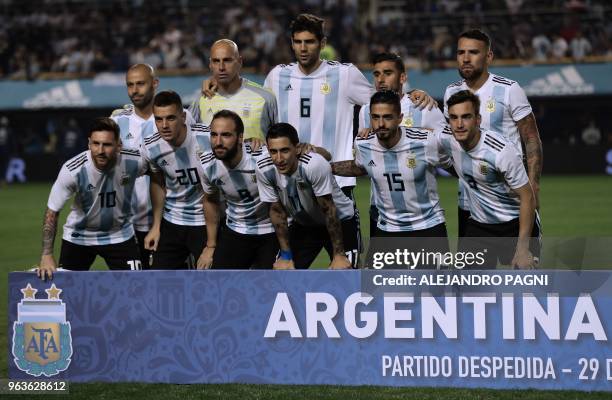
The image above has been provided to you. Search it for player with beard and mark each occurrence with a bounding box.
[37,118,149,279]
[357,53,447,238]
[444,29,542,242]
[333,91,451,268]
[196,110,279,269]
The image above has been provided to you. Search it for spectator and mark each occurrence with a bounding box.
[551,34,568,60]
[581,120,601,145]
[570,30,592,61]
[532,32,552,61]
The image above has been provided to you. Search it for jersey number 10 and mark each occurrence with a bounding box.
[98,191,117,208]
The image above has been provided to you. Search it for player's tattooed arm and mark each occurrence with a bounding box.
[316,194,345,256]
[269,201,291,251]
[330,160,367,177]
[38,208,59,280]
[269,201,295,269]
[517,113,543,207]
[41,208,58,256]
[317,194,351,269]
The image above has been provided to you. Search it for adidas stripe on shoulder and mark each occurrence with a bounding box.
[257,156,274,169]
[66,153,88,172]
[492,75,515,86]
[405,127,429,140]
[356,132,376,141]
[191,123,210,133]
[483,133,506,152]
[298,153,313,164]
[120,148,140,157]
[199,152,215,165]
[442,126,453,135]
[144,133,162,146]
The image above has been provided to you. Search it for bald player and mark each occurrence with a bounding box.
[111,64,159,268]
[190,39,277,148]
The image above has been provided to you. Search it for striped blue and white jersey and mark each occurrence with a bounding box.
[111,106,156,232]
[256,152,355,227]
[199,145,273,235]
[355,126,451,232]
[264,61,373,188]
[437,128,529,224]
[142,123,211,226]
[444,73,532,211]
[47,149,148,246]
[358,94,447,131]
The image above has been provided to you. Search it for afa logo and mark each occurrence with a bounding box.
[12,283,72,377]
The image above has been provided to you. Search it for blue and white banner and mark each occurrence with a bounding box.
[8,270,612,391]
[1,63,611,110]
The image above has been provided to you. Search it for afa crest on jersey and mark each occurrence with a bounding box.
[402,114,414,127]
[320,82,331,95]
[406,151,417,169]
[120,173,130,186]
[479,161,489,175]
[12,283,73,377]
[251,174,257,183]
[486,98,496,113]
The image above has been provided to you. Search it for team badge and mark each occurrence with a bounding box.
[242,104,251,118]
[479,161,488,175]
[486,98,496,113]
[406,151,417,169]
[403,114,414,127]
[320,82,331,95]
[251,174,257,183]
[12,283,73,377]
[120,173,130,186]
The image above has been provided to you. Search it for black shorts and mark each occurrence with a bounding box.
[289,214,360,269]
[151,219,206,270]
[458,212,542,269]
[341,185,363,253]
[212,226,279,269]
[367,223,450,269]
[134,230,152,270]
[58,237,141,271]
[369,204,378,239]
[458,207,471,238]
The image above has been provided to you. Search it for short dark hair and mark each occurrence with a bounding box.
[446,90,481,116]
[458,29,491,50]
[153,90,183,110]
[266,123,299,146]
[370,90,401,114]
[211,110,244,136]
[372,52,405,74]
[89,117,120,141]
[290,13,325,41]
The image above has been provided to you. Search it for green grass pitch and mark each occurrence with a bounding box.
[1,176,610,398]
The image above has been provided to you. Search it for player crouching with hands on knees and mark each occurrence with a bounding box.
[37,117,149,280]
[256,123,360,270]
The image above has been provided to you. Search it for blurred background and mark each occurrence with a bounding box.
[0,0,611,183]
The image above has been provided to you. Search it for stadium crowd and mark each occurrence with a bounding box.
[1,0,611,79]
